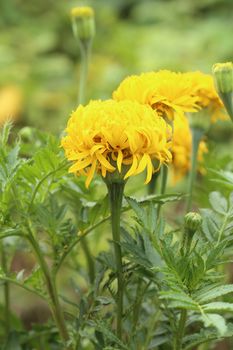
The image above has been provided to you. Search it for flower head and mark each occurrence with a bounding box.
[172,116,207,182]
[113,70,199,121]
[61,100,172,187]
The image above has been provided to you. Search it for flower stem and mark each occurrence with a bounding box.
[148,170,160,195]
[186,128,204,213]
[157,165,168,219]
[27,233,71,349]
[107,182,125,340]
[80,237,95,283]
[0,241,10,335]
[78,41,91,105]
[174,310,187,350]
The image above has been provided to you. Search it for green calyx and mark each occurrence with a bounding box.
[212,62,233,121]
[184,212,202,234]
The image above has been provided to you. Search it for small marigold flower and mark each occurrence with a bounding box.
[113,70,200,121]
[185,71,226,124]
[61,100,172,187]
[0,86,22,126]
[172,116,207,182]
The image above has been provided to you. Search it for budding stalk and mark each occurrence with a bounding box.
[70,6,95,104]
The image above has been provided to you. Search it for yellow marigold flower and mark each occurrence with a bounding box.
[113,70,199,121]
[61,100,172,187]
[172,116,208,182]
[185,71,226,123]
[0,86,22,126]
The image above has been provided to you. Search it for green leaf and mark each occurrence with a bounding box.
[202,313,227,335]
[94,321,129,350]
[202,302,233,312]
[195,285,233,303]
[209,191,228,215]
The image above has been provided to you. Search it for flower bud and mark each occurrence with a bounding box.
[212,62,233,120]
[71,6,95,43]
[184,212,202,233]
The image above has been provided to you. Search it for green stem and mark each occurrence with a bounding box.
[107,182,125,340]
[27,233,71,349]
[78,41,91,105]
[80,237,95,283]
[0,241,10,335]
[157,165,168,219]
[174,309,187,350]
[186,127,204,213]
[148,170,160,195]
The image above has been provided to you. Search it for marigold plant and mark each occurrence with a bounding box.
[61,99,172,187]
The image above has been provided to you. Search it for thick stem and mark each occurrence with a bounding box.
[27,234,71,349]
[148,170,160,195]
[174,309,187,350]
[186,128,204,213]
[78,40,91,105]
[157,165,168,219]
[1,241,10,335]
[107,182,125,340]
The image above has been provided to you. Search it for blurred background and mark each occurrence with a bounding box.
[0,0,233,132]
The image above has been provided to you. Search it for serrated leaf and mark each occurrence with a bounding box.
[195,285,233,303]
[202,302,233,312]
[209,192,228,215]
[202,313,227,335]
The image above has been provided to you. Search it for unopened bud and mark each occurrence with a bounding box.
[212,62,233,120]
[71,6,95,43]
[184,212,202,233]
[19,127,34,142]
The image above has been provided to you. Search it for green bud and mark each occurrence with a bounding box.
[212,62,233,121]
[71,6,95,43]
[184,212,202,233]
[19,127,34,142]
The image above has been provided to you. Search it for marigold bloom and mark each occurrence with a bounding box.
[172,116,207,182]
[185,71,226,123]
[113,70,199,121]
[61,100,172,187]
[0,86,22,126]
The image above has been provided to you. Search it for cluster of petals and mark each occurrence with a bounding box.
[113,70,200,121]
[113,70,226,122]
[172,116,208,182]
[184,71,226,122]
[62,100,172,187]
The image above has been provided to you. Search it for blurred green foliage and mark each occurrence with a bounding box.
[0,0,233,131]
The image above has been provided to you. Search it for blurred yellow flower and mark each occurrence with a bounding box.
[113,70,199,121]
[70,6,94,18]
[0,86,22,126]
[61,100,172,187]
[172,116,208,182]
[186,71,226,122]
